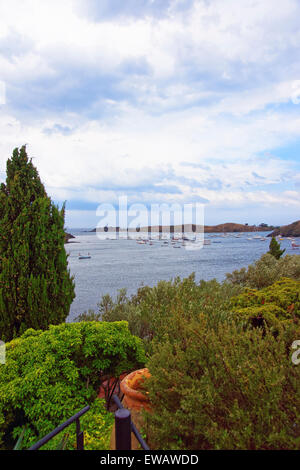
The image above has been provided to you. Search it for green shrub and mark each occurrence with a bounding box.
[38,398,114,450]
[144,314,300,450]
[0,321,145,449]
[226,253,300,289]
[100,274,241,350]
[80,398,114,450]
[73,309,101,322]
[230,278,300,330]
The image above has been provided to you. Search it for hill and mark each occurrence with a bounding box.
[91,223,274,233]
[267,220,300,237]
[204,223,273,233]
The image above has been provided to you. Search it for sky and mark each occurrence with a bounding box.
[0,0,300,228]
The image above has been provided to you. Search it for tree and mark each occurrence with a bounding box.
[0,321,145,449]
[0,146,75,341]
[268,236,285,260]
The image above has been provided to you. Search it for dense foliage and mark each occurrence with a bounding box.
[230,278,300,330]
[72,253,300,449]
[95,275,242,351]
[144,315,300,450]
[226,253,300,289]
[0,146,75,341]
[1,233,298,451]
[0,321,145,449]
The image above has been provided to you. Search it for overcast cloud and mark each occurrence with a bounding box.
[0,0,300,227]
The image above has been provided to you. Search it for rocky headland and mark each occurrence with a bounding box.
[65,232,76,243]
[267,220,300,237]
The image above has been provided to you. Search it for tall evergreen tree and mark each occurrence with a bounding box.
[0,146,75,341]
[268,236,285,260]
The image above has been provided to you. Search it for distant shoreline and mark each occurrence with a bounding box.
[89,222,275,234]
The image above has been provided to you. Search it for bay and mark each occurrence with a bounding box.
[65,230,298,321]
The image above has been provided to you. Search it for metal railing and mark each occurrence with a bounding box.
[29,395,150,451]
[112,395,150,450]
[28,405,90,450]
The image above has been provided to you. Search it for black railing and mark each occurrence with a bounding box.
[28,405,90,450]
[112,395,150,450]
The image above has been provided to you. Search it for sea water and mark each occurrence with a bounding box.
[65,230,298,321]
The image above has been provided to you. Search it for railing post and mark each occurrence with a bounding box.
[115,408,131,450]
[76,418,84,450]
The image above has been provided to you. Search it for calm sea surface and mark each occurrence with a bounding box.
[65,230,299,321]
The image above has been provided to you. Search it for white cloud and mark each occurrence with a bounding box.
[0,0,300,226]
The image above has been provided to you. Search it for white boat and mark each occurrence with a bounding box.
[78,253,91,260]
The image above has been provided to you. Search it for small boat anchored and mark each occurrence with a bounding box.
[78,253,91,259]
[291,242,300,249]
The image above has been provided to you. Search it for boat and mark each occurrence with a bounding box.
[292,242,300,248]
[78,253,91,260]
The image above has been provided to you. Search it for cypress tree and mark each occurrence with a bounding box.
[0,146,75,341]
[268,236,285,260]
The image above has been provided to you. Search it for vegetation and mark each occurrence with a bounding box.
[0,146,75,341]
[0,321,145,449]
[230,278,300,331]
[226,253,300,289]
[268,236,285,259]
[84,253,300,450]
[93,275,242,352]
[0,168,299,452]
[144,316,300,450]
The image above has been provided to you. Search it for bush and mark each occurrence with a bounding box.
[28,398,114,450]
[73,309,101,322]
[226,253,300,289]
[100,274,241,350]
[80,399,114,450]
[0,321,145,449]
[230,278,300,330]
[144,314,300,450]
